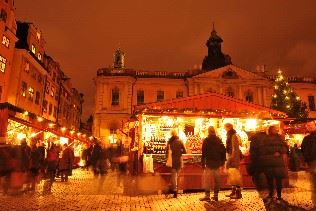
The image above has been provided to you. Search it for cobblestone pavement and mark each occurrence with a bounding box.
[0,169,314,211]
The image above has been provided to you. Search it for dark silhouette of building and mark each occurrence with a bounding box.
[202,25,232,71]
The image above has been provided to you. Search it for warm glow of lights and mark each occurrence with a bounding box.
[296,96,300,100]
[48,123,55,128]
[77,132,81,136]
[82,134,86,138]
[37,117,44,122]
[274,85,278,89]
[30,132,37,138]
[17,133,26,140]
[245,119,257,131]
[285,96,289,100]
[23,111,29,116]
[286,105,290,109]
[273,94,277,98]
[61,127,67,132]
[70,130,75,135]
[60,137,68,145]
[283,90,287,94]
[89,136,93,140]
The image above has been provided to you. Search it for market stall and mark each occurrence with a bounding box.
[132,92,287,190]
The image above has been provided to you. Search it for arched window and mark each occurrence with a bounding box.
[222,69,239,79]
[226,87,234,97]
[111,87,119,105]
[245,90,253,103]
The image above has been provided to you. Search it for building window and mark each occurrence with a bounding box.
[28,87,34,101]
[2,36,9,48]
[46,82,50,94]
[49,103,53,115]
[0,9,7,22]
[31,45,36,54]
[38,53,42,61]
[25,62,30,73]
[51,86,55,97]
[21,81,27,97]
[53,106,57,118]
[137,90,144,105]
[0,55,7,73]
[35,91,40,105]
[42,100,48,113]
[222,69,239,79]
[111,87,119,106]
[157,90,164,102]
[176,91,183,98]
[226,87,234,97]
[308,96,316,111]
[245,90,253,103]
[36,32,41,40]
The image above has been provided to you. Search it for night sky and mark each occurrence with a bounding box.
[14,0,316,120]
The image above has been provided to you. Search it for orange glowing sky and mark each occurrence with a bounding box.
[14,0,316,120]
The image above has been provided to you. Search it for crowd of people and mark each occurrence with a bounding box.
[166,121,315,209]
[0,138,74,195]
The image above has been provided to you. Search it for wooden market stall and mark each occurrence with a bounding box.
[131,92,288,190]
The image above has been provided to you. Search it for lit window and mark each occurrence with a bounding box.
[0,55,7,73]
[21,81,27,97]
[137,90,144,105]
[176,91,183,98]
[51,86,55,97]
[38,53,42,61]
[35,91,40,105]
[42,100,48,112]
[31,45,36,54]
[36,32,41,40]
[2,36,9,48]
[111,87,119,106]
[28,87,34,101]
[25,62,30,73]
[157,90,164,102]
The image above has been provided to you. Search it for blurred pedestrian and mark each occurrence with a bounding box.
[28,139,41,192]
[166,129,186,198]
[0,138,12,195]
[199,126,226,202]
[58,144,74,182]
[43,143,59,194]
[289,144,301,172]
[301,121,316,208]
[224,123,243,199]
[261,125,288,203]
[20,139,31,193]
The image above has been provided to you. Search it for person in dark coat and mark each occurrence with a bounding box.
[0,139,13,195]
[166,129,186,198]
[90,140,107,177]
[199,126,226,202]
[260,125,288,202]
[301,121,316,208]
[58,144,74,182]
[224,123,242,199]
[249,130,268,191]
[43,143,59,194]
[29,139,41,192]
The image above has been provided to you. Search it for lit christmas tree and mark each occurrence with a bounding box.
[271,69,308,119]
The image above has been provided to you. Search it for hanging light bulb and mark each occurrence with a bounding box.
[285,96,289,100]
[296,96,300,100]
[274,85,278,89]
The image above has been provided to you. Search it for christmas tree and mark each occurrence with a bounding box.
[271,69,308,119]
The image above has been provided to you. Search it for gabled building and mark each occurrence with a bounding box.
[93,28,316,142]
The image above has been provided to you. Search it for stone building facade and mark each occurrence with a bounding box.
[94,29,316,142]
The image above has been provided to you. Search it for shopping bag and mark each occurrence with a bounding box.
[226,168,242,186]
[166,145,172,167]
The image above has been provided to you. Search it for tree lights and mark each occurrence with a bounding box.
[271,69,308,119]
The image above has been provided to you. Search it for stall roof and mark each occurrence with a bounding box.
[134,92,286,118]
